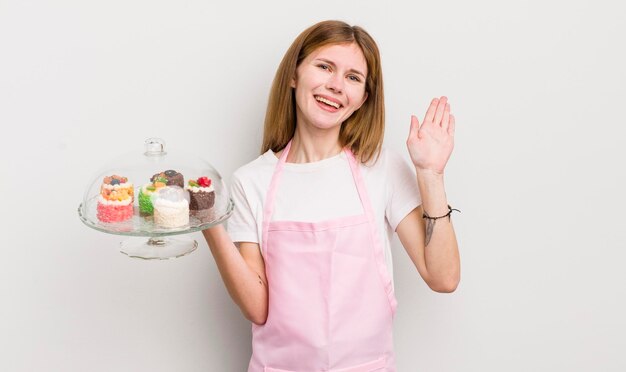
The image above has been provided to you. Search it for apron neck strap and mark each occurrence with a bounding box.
[263,140,292,222]
[343,145,376,221]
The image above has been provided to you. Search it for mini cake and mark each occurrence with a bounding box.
[150,170,184,188]
[97,175,134,222]
[186,176,215,216]
[137,176,167,216]
[153,186,189,228]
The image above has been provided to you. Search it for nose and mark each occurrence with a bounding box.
[325,73,343,93]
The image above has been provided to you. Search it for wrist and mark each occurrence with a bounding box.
[422,205,460,220]
[415,170,448,216]
[415,168,445,186]
[415,167,444,177]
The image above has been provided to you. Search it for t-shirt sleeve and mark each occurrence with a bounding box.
[385,150,422,231]
[226,172,260,244]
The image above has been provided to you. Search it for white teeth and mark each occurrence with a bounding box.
[315,96,340,109]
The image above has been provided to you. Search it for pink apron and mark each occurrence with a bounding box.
[249,140,398,372]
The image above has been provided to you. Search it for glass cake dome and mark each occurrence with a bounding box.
[78,138,234,259]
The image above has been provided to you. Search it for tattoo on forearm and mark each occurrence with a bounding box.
[425,219,435,247]
[422,205,460,247]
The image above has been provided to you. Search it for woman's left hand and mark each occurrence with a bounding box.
[406,96,455,174]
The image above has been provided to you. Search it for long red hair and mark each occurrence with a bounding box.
[261,20,385,164]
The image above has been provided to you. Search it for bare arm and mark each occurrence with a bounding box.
[399,96,460,292]
[202,225,268,324]
[396,177,460,292]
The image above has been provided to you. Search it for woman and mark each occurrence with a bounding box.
[203,20,460,371]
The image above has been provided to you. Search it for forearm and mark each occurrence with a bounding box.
[202,225,268,324]
[416,169,460,292]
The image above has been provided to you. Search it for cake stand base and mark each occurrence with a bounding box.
[120,237,198,260]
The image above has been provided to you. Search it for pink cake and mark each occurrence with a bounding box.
[96,175,134,223]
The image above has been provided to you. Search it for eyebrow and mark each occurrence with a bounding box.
[315,58,366,79]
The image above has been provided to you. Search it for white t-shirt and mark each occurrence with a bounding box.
[227,147,422,282]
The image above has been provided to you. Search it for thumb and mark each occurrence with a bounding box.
[409,115,420,139]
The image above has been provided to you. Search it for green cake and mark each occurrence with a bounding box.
[138,177,167,216]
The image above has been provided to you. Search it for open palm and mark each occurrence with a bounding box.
[406,96,456,174]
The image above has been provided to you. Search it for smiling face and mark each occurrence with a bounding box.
[292,42,369,133]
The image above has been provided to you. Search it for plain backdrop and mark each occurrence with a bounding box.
[1,0,625,371]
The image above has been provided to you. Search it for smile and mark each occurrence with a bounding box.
[315,95,342,109]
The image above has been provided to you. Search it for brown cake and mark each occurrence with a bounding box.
[150,170,184,188]
[186,176,215,215]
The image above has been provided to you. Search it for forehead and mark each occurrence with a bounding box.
[306,43,368,74]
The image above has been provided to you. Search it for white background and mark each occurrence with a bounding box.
[1,0,625,371]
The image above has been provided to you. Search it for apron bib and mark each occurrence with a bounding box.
[249,140,397,372]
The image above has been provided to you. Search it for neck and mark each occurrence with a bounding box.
[286,125,342,163]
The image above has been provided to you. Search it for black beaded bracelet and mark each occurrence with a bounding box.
[422,205,459,246]
[422,205,461,221]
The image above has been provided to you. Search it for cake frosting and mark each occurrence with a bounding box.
[97,175,134,222]
[152,187,189,228]
[150,170,184,188]
[97,195,133,206]
[186,185,215,193]
[138,177,167,216]
[186,176,215,214]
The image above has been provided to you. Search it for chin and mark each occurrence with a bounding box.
[310,113,347,129]
[310,120,342,131]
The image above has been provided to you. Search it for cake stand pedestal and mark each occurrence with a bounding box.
[120,236,199,260]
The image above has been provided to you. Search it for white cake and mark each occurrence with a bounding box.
[152,187,189,228]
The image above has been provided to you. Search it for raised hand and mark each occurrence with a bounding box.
[406,96,455,174]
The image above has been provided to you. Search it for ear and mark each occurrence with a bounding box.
[290,76,296,88]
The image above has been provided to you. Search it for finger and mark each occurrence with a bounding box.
[442,103,450,131]
[424,98,439,123]
[448,114,455,136]
[409,115,420,139]
[433,96,448,125]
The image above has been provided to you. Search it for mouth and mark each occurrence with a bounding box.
[314,95,342,109]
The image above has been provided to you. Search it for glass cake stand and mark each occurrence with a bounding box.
[78,138,234,260]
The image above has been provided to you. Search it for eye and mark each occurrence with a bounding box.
[318,64,330,71]
[348,75,361,82]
